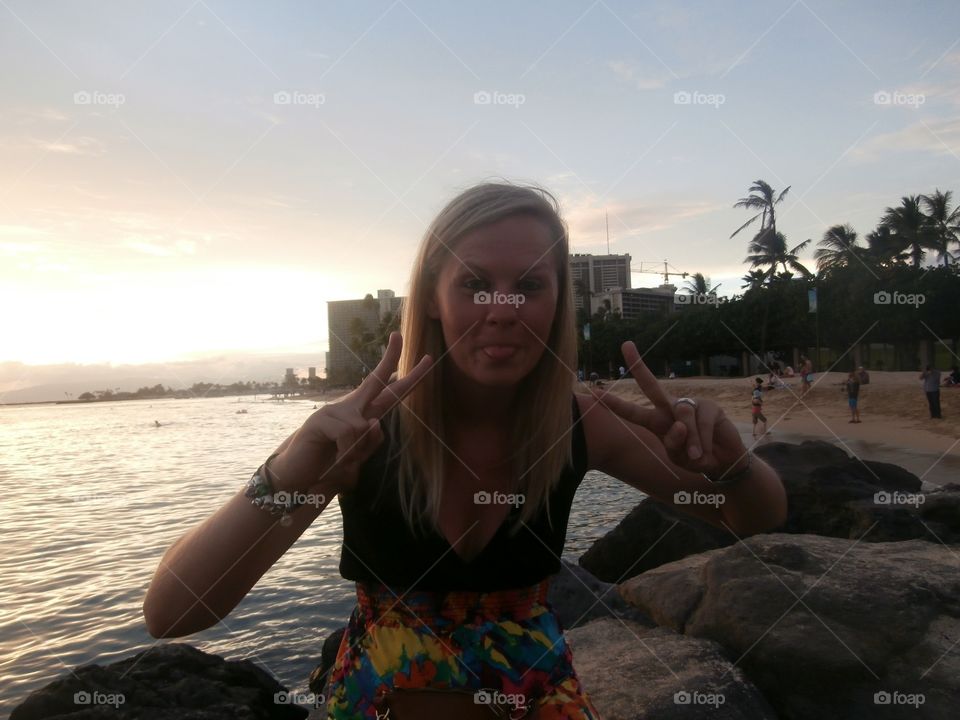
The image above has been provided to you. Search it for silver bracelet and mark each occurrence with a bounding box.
[704,451,754,486]
[243,451,300,525]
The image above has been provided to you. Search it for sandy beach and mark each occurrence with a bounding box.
[585,371,959,457]
[303,372,958,455]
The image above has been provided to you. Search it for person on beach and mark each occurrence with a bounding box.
[920,365,943,419]
[845,371,861,423]
[751,377,768,437]
[944,366,960,387]
[857,366,870,385]
[799,355,813,397]
[142,183,787,720]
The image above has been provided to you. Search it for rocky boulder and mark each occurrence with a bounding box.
[10,643,308,720]
[578,499,735,583]
[566,618,777,719]
[580,440,953,582]
[618,534,960,719]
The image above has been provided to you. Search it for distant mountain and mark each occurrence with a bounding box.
[0,353,326,405]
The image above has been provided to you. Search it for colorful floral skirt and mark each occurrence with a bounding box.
[325,579,601,719]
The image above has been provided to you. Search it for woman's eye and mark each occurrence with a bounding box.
[464,278,488,291]
[518,279,542,292]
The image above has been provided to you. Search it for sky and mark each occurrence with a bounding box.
[2,0,959,398]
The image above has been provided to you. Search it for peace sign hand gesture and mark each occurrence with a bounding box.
[591,341,749,479]
[276,331,433,494]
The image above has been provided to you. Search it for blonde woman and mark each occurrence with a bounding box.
[143,182,787,719]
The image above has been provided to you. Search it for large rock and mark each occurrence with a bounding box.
[308,627,345,695]
[579,500,735,583]
[618,534,960,719]
[581,440,953,582]
[10,643,308,720]
[754,440,929,541]
[547,559,654,629]
[566,618,777,719]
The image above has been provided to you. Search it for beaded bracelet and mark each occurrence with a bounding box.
[243,451,301,525]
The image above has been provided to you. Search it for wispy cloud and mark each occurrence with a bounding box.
[563,193,723,247]
[854,117,960,161]
[607,59,671,90]
[121,236,199,257]
[30,136,104,155]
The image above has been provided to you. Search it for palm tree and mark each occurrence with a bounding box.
[920,189,960,266]
[744,230,812,278]
[814,224,860,272]
[731,180,791,243]
[880,195,935,269]
[864,225,909,269]
[741,269,767,291]
[683,272,718,296]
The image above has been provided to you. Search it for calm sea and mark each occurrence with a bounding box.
[0,396,647,714]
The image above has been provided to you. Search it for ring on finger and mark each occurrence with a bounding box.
[674,397,699,411]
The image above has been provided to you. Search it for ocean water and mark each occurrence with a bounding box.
[0,396,646,714]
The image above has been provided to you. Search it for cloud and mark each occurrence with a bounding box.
[854,117,960,161]
[32,136,105,155]
[562,192,722,247]
[120,234,199,257]
[606,59,671,90]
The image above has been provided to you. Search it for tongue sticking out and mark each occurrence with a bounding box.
[483,346,517,360]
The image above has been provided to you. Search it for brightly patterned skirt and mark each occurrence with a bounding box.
[325,579,601,718]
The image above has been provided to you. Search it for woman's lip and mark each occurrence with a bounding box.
[481,345,518,360]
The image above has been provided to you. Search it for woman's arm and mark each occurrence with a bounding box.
[142,331,433,639]
[142,428,337,638]
[578,392,787,535]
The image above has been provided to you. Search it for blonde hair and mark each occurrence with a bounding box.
[388,181,578,538]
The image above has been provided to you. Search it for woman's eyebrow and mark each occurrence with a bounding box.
[459,260,551,275]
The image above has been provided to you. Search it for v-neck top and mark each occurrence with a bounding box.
[336,395,589,591]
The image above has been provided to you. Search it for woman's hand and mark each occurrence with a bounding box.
[590,341,749,480]
[277,331,433,493]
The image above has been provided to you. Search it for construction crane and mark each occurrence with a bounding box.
[599,211,688,285]
[631,260,688,284]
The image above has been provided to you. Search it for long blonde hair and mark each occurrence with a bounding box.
[388,181,579,538]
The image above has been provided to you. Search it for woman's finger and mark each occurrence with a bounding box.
[696,405,717,461]
[673,402,703,460]
[353,331,404,407]
[589,387,662,430]
[368,353,434,418]
[621,341,674,411]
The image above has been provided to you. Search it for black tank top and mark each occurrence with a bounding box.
[337,395,588,591]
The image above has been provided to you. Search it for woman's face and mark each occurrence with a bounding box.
[428,214,561,389]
